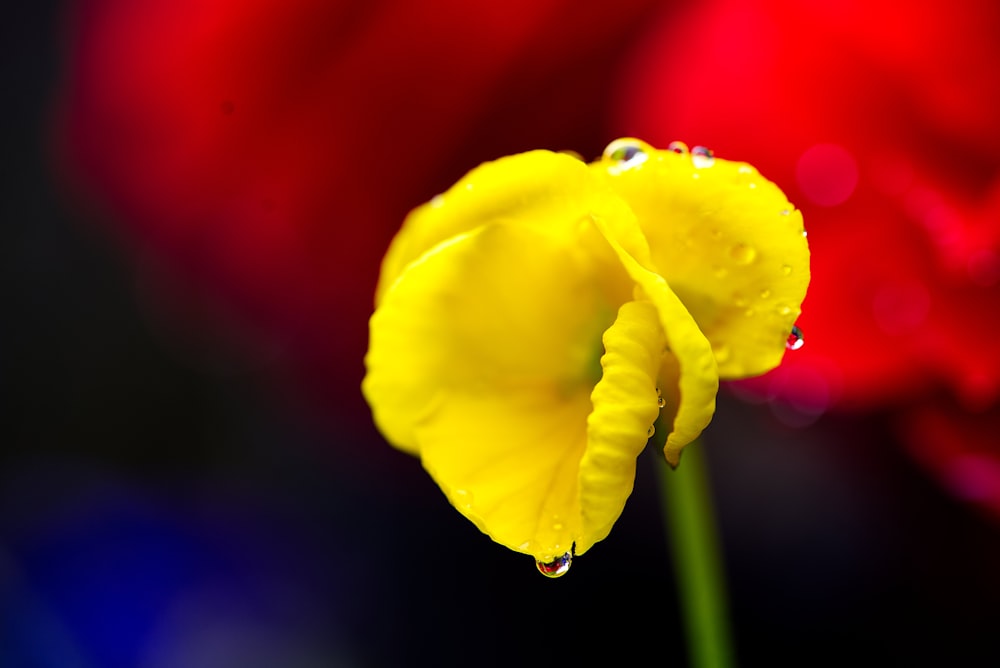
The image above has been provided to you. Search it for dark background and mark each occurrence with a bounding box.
[4,3,1000,667]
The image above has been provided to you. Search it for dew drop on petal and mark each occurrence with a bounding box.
[603,139,648,167]
[730,243,757,265]
[453,488,474,510]
[656,387,666,408]
[691,145,715,168]
[713,343,731,363]
[536,552,572,578]
[786,325,805,351]
[760,288,772,299]
[667,140,689,155]
[647,424,656,438]
[782,264,793,276]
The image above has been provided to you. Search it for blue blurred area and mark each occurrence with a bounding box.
[3,2,1000,667]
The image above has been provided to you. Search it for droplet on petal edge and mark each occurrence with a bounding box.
[691,145,715,168]
[667,140,689,155]
[656,387,666,408]
[647,424,656,438]
[536,552,572,578]
[786,325,804,351]
[603,139,648,168]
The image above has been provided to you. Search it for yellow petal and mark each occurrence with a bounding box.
[592,139,810,379]
[363,219,630,456]
[577,300,665,554]
[590,213,719,467]
[376,150,642,305]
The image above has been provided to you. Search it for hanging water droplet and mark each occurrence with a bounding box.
[656,387,666,408]
[536,552,572,578]
[603,139,648,167]
[691,145,715,168]
[667,140,689,155]
[647,424,656,438]
[786,325,805,350]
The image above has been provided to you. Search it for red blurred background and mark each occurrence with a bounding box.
[3,0,999,665]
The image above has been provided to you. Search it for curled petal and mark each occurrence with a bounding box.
[591,214,719,466]
[578,300,665,554]
[592,139,810,379]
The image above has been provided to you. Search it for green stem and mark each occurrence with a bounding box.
[655,439,735,668]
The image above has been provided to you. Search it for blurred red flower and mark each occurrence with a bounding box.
[612,0,1000,517]
[53,0,665,430]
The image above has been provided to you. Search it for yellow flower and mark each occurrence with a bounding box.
[363,138,809,574]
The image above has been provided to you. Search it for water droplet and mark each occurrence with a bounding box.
[536,552,572,578]
[667,140,689,155]
[656,387,666,408]
[430,194,445,207]
[647,424,656,438]
[776,303,793,316]
[733,293,748,308]
[780,209,791,216]
[760,288,772,299]
[782,264,793,276]
[552,522,564,531]
[786,325,805,350]
[603,139,648,167]
[453,488,474,509]
[691,145,715,168]
[738,165,754,175]
[730,243,757,265]
[713,343,731,363]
